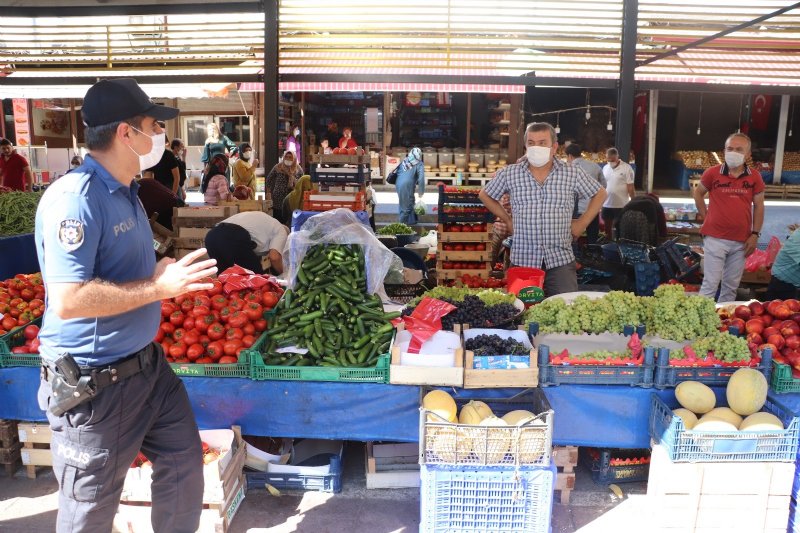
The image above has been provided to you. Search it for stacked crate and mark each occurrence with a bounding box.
[172,205,238,260]
[0,419,21,476]
[305,154,368,212]
[436,184,493,282]
[18,422,51,478]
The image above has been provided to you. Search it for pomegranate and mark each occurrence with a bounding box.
[748,301,765,316]
[745,319,764,335]
[733,305,752,321]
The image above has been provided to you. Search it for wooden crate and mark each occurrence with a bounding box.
[365,442,420,489]
[552,445,578,505]
[784,185,800,199]
[763,184,785,199]
[437,248,492,262]
[18,422,52,479]
[389,346,464,387]
[173,248,210,261]
[115,474,246,533]
[173,205,238,230]
[463,348,539,389]
[310,153,370,165]
[436,225,493,243]
[646,444,793,532]
[218,198,272,214]
[176,226,212,239]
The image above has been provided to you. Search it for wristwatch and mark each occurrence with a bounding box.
[751,231,761,237]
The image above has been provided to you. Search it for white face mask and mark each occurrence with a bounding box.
[725,151,745,168]
[283,159,293,167]
[293,129,300,137]
[241,151,252,160]
[526,146,552,168]
[128,127,166,171]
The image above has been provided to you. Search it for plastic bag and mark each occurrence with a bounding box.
[765,236,781,266]
[397,297,457,354]
[283,208,396,294]
[414,199,427,216]
[218,265,282,294]
[744,249,769,273]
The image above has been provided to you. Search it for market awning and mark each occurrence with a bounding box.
[0,82,235,100]
[239,80,525,94]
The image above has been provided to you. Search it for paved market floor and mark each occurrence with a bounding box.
[0,442,647,532]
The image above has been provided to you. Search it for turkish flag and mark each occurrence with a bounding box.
[750,94,772,131]
[632,93,648,157]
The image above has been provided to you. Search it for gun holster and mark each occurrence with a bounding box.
[42,354,97,417]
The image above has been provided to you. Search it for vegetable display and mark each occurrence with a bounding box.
[0,273,45,335]
[0,191,42,237]
[377,223,415,236]
[262,244,398,367]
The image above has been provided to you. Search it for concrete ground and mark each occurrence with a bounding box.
[0,442,647,532]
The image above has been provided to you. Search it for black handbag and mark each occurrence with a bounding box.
[386,166,399,185]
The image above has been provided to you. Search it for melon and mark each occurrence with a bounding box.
[502,410,536,426]
[739,412,784,431]
[726,368,768,416]
[675,381,716,414]
[474,416,511,464]
[692,419,738,432]
[518,417,548,464]
[427,425,458,462]
[672,408,698,430]
[699,407,743,428]
[424,390,458,423]
[459,400,494,424]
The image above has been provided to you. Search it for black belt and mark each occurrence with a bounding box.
[42,344,153,390]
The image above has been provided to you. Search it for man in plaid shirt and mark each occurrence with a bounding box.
[479,122,607,296]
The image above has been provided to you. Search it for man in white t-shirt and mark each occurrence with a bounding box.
[204,211,289,274]
[601,147,635,240]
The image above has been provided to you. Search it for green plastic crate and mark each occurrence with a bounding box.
[168,333,261,378]
[771,361,800,394]
[0,317,42,368]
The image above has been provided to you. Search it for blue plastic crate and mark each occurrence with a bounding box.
[291,210,370,232]
[420,463,555,533]
[791,497,800,533]
[634,262,661,296]
[536,342,655,388]
[649,392,800,462]
[793,456,800,501]
[653,346,773,389]
[244,452,342,493]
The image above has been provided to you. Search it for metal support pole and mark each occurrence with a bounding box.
[615,0,637,160]
[774,95,790,185]
[647,89,658,193]
[263,0,279,169]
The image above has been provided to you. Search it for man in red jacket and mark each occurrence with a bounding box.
[0,138,34,191]
[693,132,765,303]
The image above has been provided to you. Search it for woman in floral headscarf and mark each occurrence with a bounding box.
[266,150,302,223]
[202,154,231,205]
[394,146,425,225]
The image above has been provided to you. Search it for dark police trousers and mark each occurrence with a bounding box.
[37,343,203,533]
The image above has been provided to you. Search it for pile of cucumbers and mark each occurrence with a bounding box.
[263,244,399,367]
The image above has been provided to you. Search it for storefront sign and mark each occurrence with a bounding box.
[12,98,31,147]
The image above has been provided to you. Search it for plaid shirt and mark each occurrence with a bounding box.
[484,158,601,269]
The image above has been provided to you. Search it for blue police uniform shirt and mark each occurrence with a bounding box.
[34,154,160,367]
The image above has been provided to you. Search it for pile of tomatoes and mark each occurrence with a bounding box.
[0,273,45,336]
[459,274,506,289]
[440,261,489,270]
[442,223,488,233]
[156,277,282,365]
[440,243,487,252]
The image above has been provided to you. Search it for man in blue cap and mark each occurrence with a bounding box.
[34,78,218,533]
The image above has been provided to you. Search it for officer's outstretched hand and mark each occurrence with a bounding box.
[153,248,218,299]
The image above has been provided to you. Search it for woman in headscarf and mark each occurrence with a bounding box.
[201,123,237,182]
[281,174,313,225]
[394,146,425,225]
[266,150,302,223]
[202,154,232,206]
[231,143,258,199]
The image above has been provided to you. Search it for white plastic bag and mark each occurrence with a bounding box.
[414,199,427,216]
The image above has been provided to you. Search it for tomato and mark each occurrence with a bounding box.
[207,280,223,296]
[196,357,214,364]
[12,346,29,354]
[477,243,486,251]
[228,298,245,311]
[207,322,225,341]
[450,225,461,232]
[154,327,165,343]
[172,328,187,342]
[174,294,189,305]
[186,343,205,361]
[20,288,35,301]
[169,341,187,358]
[160,339,174,354]
[243,322,256,336]
[228,311,248,329]
[169,311,185,327]
[223,339,243,357]
[191,305,211,318]
[442,262,453,270]
[28,298,44,310]
[18,311,34,325]
[219,306,234,323]
[242,334,256,348]
[160,322,176,335]
[196,314,215,333]
[183,329,200,346]
[193,295,211,309]
[219,356,238,364]
[24,324,39,340]
[28,338,40,353]
[464,244,476,251]
[211,295,228,310]
[253,319,267,332]
[160,301,176,317]
[245,291,261,303]
[180,299,193,313]
[262,292,279,309]
[206,341,224,360]
[225,327,244,341]
[244,303,263,321]
[454,244,464,251]
[183,316,195,331]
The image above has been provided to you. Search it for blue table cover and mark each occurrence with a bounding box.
[0,233,38,278]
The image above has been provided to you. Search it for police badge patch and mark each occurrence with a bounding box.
[58,219,85,252]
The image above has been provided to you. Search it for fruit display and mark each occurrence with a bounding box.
[677,150,718,169]
[0,273,45,335]
[440,243,487,252]
[717,299,800,366]
[402,294,519,330]
[377,223,415,235]
[666,332,753,365]
[465,334,529,356]
[261,244,398,367]
[672,372,782,431]
[155,276,281,365]
[441,223,488,233]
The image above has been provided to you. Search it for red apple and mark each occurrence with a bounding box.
[734,305,752,321]
[764,326,780,339]
[748,301,765,316]
[775,305,793,320]
[745,319,764,335]
[768,334,786,350]
[786,335,800,350]
[728,318,746,333]
[790,313,800,323]
[746,332,764,346]
[786,299,800,312]
[781,321,800,337]
[761,314,774,327]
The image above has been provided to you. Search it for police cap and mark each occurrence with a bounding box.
[82,78,179,127]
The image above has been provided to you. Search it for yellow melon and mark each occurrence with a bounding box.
[502,410,536,425]
[726,368,768,416]
[517,417,548,464]
[739,412,784,431]
[459,400,494,424]
[699,407,743,428]
[423,390,458,423]
[675,381,716,414]
[672,408,699,430]
[692,419,738,432]
[474,416,511,464]
[427,425,458,462]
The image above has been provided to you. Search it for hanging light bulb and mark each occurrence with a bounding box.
[607,111,613,131]
[555,113,561,134]
[585,89,591,121]
[696,93,703,136]
[585,107,591,121]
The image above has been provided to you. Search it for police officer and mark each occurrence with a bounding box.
[34,78,218,533]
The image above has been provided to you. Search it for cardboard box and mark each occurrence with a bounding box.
[365,442,420,489]
[463,328,539,388]
[176,226,211,239]
[740,268,772,285]
[389,325,464,387]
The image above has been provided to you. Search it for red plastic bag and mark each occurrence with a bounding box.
[397,297,456,354]
[218,265,282,294]
[744,249,769,273]
[765,236,782,266]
